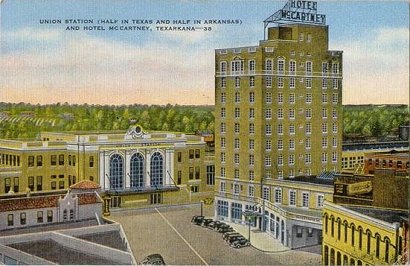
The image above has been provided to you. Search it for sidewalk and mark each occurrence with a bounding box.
[224,221,289,253]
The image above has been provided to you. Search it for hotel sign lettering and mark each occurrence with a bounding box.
[275,0,326,25]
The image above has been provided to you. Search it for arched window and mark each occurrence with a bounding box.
[331,216,335,237]
[336,251,341,266]
[358,260,362,266]
[324,245,329,266]
[343,220,348,242]
[366,230,372,254]
[351,224,355,246]
[385,237,390,263]
[375,234,381,258]
[150,152,163,187]
[337,218,341,240]
[358,227,363,250]
[330,248,335,266]
[110,154,124,189]
[130,153,144,188]
[324,213,328,234]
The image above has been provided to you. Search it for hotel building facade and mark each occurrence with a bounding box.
[214,0,343,248]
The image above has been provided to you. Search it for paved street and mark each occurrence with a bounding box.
[110,204,321,265]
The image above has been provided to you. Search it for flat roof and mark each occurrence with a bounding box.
[345,206,408,224]
[9,240,121,265]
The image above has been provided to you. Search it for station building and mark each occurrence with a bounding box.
[214,0,342,248]
[0,126,215,211]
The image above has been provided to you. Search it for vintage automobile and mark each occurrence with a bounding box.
[200,218,213,227]
[206,221,225,230]
[141,254,166,265]
[222,231,241,241]
[225,235,247,244]
[230,238,251,249]
[191,215,205,225]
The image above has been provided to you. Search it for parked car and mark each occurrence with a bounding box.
[226,235,247,244]
[218,226,234,234]
[230,238,251,249]
[222,231,241,240]
[200,218,213,227]
[141,254,166,265]
[206,221,225,230]
[191,215,204,225]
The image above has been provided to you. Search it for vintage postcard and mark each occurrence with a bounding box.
[0,0,408,265]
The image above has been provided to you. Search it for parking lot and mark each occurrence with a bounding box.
[110,204,321,265]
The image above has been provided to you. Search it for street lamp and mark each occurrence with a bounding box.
[242,210,256,242]
[200,200,204,216]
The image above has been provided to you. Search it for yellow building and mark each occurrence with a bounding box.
[214,0,342,248]
[0,125,215,210]
[323,201,408,265]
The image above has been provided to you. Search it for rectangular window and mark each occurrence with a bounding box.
[217,200,228,217]
[195,149,200,159]
[289,108,295,119]
[289,139,295,150]
[220,167,225,178]
[332,63,339,74]
[333,123,338,133]
[8,214,13,226]
[249,139,255,150]
[266,76,272,87]
[306,78,312,88]
[220,181,226,192]
[332,109,337,119]
[249,170,254,180]
[249,155,255,166]
[249,108,255,119]
[37,155,42,166]
[332,152,338,163]
[266,59,273,72]
[289,93,295,104]
[195,166,200,179]
[277,92,283,104]
[235,108,240,118]
[265,156,271,166]
[37,211,43,223]
[206,165,215,185]
[277,77,283,88]
[322,62,328,75]
[317,194,324,208]
[51,181,56,190]
[59,181,64,189]
[235,92,240,103]
[234,169,239,179]
[306,93,312,103]
[266,92,272,104]
[289,190,296,206]
[322,137,328,148]
[221,92,226,103]
[235,77,241,88]
[306,61,312,75]
[221,77,226,88]
[278,155,283,166]
[305,153,311,164]
[28,156,34,167]
[13,177,19,193]
[305,138,311,149]
[289,154,295,165]
[248,186,254,197]
[322,153,328,163]
[265,109,272,119]
[333,79,338,89]
[302,192,310,208]
[322,78,327,89]
[263,186,270,201]
[58,155,64,166]
[221,152,225,163]
[322,93,328,103]
[277,139,283,150]
[177,171,182,185]
[322,123,328,133]
[305,123,312,134]
[221,137,226,148]
[220,61,227,73]
[249,92,255,103]
[249,60,255,74]
[189,167,194,179]
[51,155,57,166]
[266,124,272,135]
[20,213,26,225]
[266,139,271,150]
[289,124,295,134]
[37,176,43,191]
[277,124,283,135]
[47,210,53,222]
[220,123,226,133]
[249,123,255,134]
[290,77,295,88]
[274,188,282,204]
[234,123,240,134]
[89,156,94,167]
[189,149,194,159]
[177,152,182,162]
[234,154,240,164]
[277,108,283,119]
[322,108,328,118]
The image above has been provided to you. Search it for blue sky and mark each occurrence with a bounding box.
[0,0,408,105]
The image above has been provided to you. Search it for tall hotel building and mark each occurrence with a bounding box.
[214,0,343,248]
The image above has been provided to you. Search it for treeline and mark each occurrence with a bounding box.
[0,102,215,139]
[343,105,408,138]
[0,102,408,140]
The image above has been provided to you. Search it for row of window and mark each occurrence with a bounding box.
[367,158,409,169]
[219,60,339,75]
[323,214,399,263]
[177,149,201,162]
[219,76,340,89]
[221,107,338,120]
[7,210,55,226]
[221,137,337,150]
[0,154,20,167]
[3,175,79,193]
[220,151,338,167]
[220,122,339,135]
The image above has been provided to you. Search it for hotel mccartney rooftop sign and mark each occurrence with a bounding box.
[264,0,326,27]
